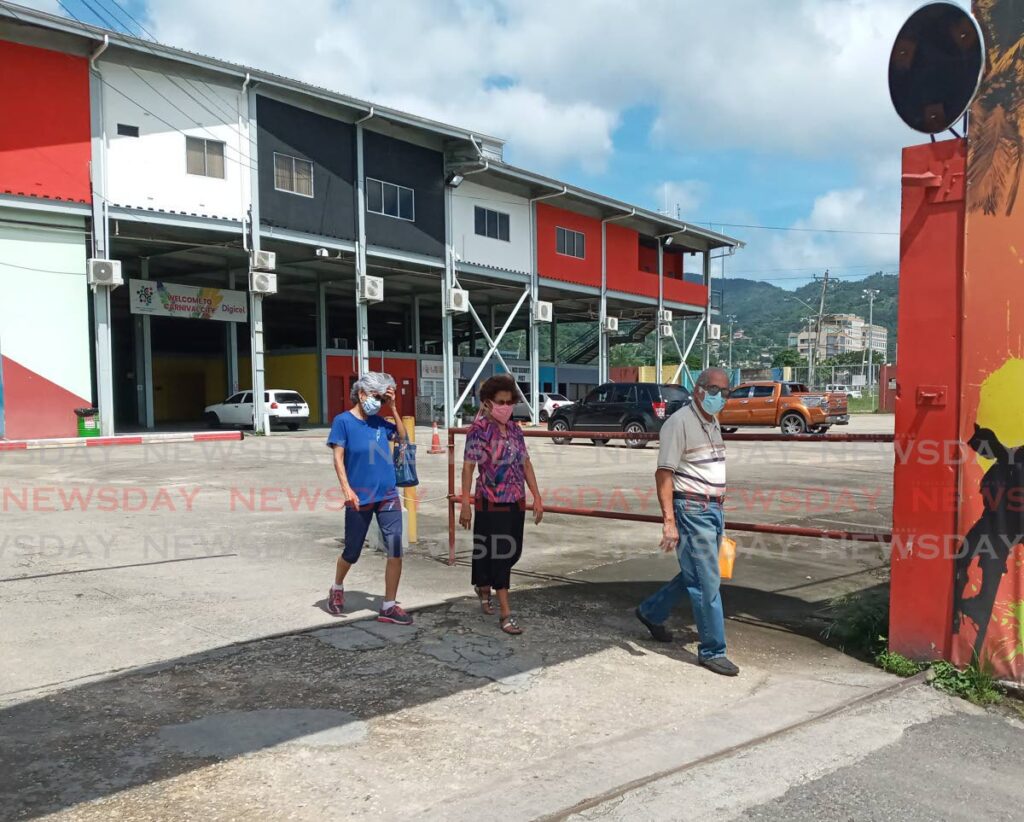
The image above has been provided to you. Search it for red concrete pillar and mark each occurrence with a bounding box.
[889,139,966,661]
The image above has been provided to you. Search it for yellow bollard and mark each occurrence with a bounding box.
[403,416,418,544]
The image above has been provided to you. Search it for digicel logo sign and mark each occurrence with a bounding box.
[221,304,245,315]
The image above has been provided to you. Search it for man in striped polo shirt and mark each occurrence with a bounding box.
[635,367,739,677]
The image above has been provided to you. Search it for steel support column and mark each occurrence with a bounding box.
[656,241,664,381]
[132,258,154,429]
[226,267,239,396]
[354,117,372,375]
[413,295,422,355]
[88,41,115,436]
[317,277,327,425]
[442,185,457,427]
[599,209,635,384]
[702,250,712,370]
[246,83,267,434]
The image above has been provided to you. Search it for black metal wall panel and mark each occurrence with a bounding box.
[363,130,444,258]
[256,95,356,240]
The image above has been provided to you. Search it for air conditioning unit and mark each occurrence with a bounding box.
[709,323,722,340]
[446,288,469,314]
[87,258,123,287]
[533,300,553,323]
[250,270,278,295]
[602,316,619,333]
[658,323,674,339]
[359,275,384,303]
[658,309,673,323]
[251,250,276,271]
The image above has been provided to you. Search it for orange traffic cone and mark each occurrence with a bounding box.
[428,421,445,454]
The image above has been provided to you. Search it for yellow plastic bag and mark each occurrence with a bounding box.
[719,536,736,580]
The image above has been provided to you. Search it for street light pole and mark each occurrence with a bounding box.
[862,288,879,399]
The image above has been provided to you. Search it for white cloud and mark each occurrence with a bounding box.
[725,183,899,287]
[134,0,950,175]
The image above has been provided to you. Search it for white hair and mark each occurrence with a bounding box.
[351,372,396,403]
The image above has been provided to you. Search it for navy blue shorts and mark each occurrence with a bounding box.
[343,498,403,563]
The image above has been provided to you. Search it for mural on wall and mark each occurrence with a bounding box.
[967,0,1024,216]
[956,0,1024,678]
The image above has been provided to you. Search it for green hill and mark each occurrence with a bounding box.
[721,271,898,358]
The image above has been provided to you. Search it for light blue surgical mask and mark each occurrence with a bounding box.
[361,396,382,416]
[700,390,726,416]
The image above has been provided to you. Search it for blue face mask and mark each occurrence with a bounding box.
[361,396,382,416]
[700,390,726,416]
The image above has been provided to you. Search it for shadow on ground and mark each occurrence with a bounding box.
[0,578,886,820]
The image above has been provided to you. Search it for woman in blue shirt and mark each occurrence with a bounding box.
[326,372,412,625]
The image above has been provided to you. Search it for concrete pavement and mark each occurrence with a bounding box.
[7,413,1021,819]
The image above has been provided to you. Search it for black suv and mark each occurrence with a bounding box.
[547,382,691,448]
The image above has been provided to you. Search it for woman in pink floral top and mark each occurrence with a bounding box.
[459,375,543,634]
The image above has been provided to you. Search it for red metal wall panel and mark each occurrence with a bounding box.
[889,139,965,661]
[1,355,88,439]
[326,356,417,419]
[0,39,91,203]
[663,278,708,308]
[536,203,601,288]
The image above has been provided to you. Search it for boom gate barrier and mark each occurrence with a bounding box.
[446,427,895,566]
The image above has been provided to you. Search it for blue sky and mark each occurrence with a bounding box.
[38,0,945,288]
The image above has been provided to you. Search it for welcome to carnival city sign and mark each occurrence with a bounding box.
[128,279,248,323]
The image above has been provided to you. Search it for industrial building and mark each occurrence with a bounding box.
[788,314,889,361]
[0,3,740,439]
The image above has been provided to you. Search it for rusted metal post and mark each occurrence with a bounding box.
[448,426,456,565]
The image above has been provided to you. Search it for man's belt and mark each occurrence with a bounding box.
[673,491,725,505]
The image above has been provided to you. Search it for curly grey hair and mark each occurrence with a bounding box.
[350,372,396,404]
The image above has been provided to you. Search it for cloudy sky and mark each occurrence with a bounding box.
[32,0,962,287]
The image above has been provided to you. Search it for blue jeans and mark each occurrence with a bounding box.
[638,498,726,661]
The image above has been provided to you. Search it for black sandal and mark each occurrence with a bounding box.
[474,586,494,615]
[499,614,523,635]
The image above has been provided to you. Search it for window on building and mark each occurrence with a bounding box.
[556,226,585,259]
[186,137,225,179]
[474,206,510,241]
[273,152,314,197]
[117,124,140,137]
[366,177,414,221]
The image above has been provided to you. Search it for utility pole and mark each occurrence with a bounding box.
[863,288,879,399]
[811,269,832,387]
[726,313,737,370]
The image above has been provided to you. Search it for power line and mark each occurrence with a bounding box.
[701,221,898,236]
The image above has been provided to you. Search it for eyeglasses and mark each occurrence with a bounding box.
[490,399,516,406]
[701,385,731,398]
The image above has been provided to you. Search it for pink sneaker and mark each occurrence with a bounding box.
[327,587,345,616]
[378,603,413,625]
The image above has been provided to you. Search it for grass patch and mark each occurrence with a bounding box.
[929,661,1003,706]
[846,395,880,414]
[822,587,889,657]
[876,650,925,677]
[823,587,1008,708]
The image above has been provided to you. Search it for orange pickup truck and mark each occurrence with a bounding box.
[720,381,849,434]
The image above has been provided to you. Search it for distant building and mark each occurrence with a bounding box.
[787,313,887,360]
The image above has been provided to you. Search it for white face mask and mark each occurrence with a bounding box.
[361,396,382,416]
